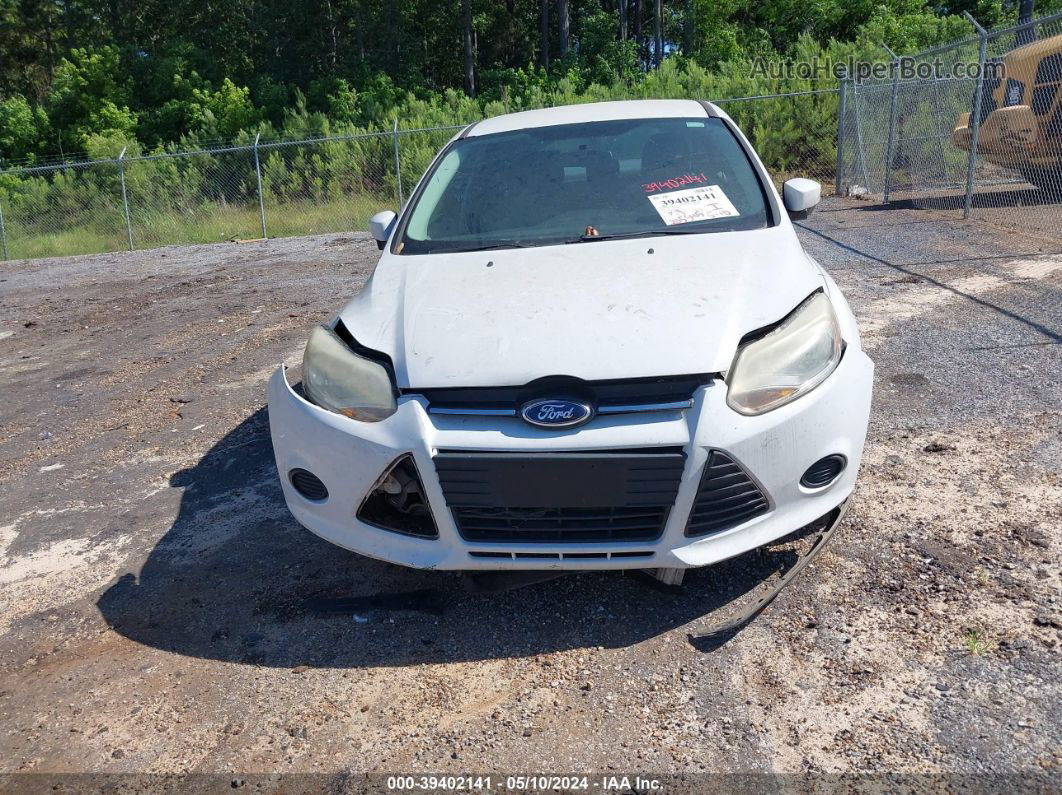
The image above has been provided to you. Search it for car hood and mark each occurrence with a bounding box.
[339,226,823,388]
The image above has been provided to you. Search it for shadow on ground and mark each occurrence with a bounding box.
[856,184,1060,212]
[97,409,800,668]
[796,221,1062,341]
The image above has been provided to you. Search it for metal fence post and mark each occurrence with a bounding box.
[882,45,901,204]
[852,81,872,191]
[930,76,951,182]
[0,198,8,260]
[117,147,134,251]
[963,13,989,219]
[392,119,404,207]
[835,73,848,196]
[253,132,267,238]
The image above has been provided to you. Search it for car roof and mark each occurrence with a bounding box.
[466,99,717,137]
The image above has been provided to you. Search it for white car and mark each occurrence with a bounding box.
[268,99,873,581]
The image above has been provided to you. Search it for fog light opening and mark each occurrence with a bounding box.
[289,468,328,501]
[357,455,439,538]
[800,455,847,489]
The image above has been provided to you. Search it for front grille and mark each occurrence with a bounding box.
[685,450,769,537]
[435,448,685,543]
[411,374,711,415]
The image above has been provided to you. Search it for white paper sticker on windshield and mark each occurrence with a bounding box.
[647,185,740,226]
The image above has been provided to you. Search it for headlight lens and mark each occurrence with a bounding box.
[302,325,397,421]
[726,291,843,416]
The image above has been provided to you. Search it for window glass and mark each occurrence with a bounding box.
[400,117,770,254]
[1032,54,1062,116]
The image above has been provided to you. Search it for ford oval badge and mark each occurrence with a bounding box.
[520,398,594,429]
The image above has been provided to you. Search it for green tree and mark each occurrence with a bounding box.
[0,95,50,162]
[577,8,639,86]
[0,0,1035,162]
[46,45,137,150]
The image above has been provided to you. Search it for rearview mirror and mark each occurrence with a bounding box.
[782,178,821,220]
[368,210,397,250]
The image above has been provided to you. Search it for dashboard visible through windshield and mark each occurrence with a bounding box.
[398,116,771,254]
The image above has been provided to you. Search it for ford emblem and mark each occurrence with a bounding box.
[520,398,594,429]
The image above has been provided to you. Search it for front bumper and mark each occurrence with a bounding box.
[266,348,874,570]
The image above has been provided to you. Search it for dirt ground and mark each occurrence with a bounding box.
[0,199,1059,788]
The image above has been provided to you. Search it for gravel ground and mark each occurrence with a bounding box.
[0,199,1059,787]
[888,178,1062,247]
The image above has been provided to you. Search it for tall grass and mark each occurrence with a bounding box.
[4,197,393,259]
[1,57,859,261]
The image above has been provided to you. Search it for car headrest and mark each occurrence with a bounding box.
[569,149,620,181]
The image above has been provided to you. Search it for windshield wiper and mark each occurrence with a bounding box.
[568,227,719,244]
[434,241,536,253]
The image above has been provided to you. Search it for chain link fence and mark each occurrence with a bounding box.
[718,89,841,190]
[0,92,845,261]
[0,125,464,261]
[839,10,1062,242]
[6,22,1062,265]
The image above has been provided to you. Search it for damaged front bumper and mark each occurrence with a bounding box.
[690,498,849,640]
[266,344,873,571]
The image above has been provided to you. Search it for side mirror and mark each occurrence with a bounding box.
[782,178,821,220]
[368,210,397,251]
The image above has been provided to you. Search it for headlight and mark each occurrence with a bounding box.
[726,291,843,416]
[302,325,397,421]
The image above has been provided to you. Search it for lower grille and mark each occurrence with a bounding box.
[469,549,654,560]
[435,448,685,543]
[685,450,769,537]
[454,506,670,542]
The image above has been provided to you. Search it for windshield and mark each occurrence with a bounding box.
[398,116,771,254]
